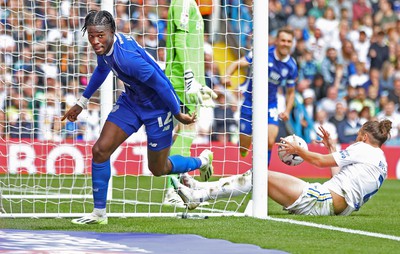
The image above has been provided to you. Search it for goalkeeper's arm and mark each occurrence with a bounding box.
[174,31,217,107]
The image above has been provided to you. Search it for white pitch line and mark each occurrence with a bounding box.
[268,216,400,242]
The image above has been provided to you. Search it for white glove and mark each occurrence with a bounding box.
[184,69,218,108]
[200,86,218,108]
[184,69,202,105]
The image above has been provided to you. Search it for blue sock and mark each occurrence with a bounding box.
[169,155,201,174]
[268,150,272,166]
[92,160,111,209]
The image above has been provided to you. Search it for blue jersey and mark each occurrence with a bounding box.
[83,33,180,115]
[241,46,298,115]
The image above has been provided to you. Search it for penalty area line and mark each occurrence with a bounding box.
[268,216,400,242]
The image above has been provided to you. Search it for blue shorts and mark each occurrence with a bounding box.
[106,93,173,151]
[240,104,279,135]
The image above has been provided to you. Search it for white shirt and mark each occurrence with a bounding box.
[324,142,387,214]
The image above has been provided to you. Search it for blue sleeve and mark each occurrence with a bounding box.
[118,49,180,114]
[145,71,181,115]
[119,50,154,83]
[82,57,111,99]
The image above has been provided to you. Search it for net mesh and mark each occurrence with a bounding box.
[0,0,253,217]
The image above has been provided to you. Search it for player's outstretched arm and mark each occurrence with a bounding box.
[277,136,337,168]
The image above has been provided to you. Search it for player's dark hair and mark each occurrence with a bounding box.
[82,10,116,35]
[362,120,392,146]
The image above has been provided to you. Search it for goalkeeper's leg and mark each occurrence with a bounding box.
[174,170,253,210]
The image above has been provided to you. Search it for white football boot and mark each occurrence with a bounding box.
[198,149,214,181]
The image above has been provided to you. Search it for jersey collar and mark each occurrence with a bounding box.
[106,36,117,56]
[274,49,290,63]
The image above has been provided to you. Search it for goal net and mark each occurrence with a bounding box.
[0,0,254,218]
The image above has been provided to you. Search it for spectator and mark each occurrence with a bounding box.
[212,91,237,143]
[143,26,158,59]
[320,47,347,92]
[352,0,372,23]
[388,73,400,105]
[308,0,326,19]
[349,61,369,88]
[329,101,347,130]
[287,3,308,31]
[6,92,34,139]
[379,61,394,92]
[38,89,62,141]
[303,88,316,121]
[359,13,374,39]
[359,106,373,125]
[337,105,362,144]
[310,109,338,144]
[298,50,318,82]
[374,0,397,33]
[329,0,353,22]
[368,31,389,70]
[349,86,377,117]
[315,7,339,49]
[310,73,328,101]
[268,0,287,36]
[351,30,370,66]
[290,80,314,143]
[306,27,327,64]
[376,100,400,145]
[0,22,15,67]
[339,39,357,76]
[318,86,346,118]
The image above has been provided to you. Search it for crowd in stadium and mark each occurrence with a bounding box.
[0,0,400,146]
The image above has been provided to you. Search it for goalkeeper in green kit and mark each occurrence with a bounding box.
[163,0,217,206]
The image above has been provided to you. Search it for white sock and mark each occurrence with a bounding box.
[93,208,106,217]
[209,170,253,199]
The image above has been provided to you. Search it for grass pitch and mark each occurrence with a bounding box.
[0,177,399,253]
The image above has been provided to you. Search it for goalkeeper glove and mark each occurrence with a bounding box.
[184,69,202,105]
[184,69,218,108]
[199,86,218,108]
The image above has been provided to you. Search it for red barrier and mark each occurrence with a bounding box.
[1,140,399,179]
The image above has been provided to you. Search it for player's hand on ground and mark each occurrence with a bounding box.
[199,86,218,108]
[61,104,83,122]
[279,111,290,121]
[184,69,203,105]
[174,111,197,125]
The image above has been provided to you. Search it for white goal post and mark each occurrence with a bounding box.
[0,0,261,218]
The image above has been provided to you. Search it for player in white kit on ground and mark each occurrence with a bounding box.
[173,120,392,215]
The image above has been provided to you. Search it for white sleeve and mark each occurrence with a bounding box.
[332,143,365,168]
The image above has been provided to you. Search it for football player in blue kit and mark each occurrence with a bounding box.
[223,28,297,164]
[62,10,213,224]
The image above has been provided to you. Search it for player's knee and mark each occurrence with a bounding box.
[148,167,167,177]
[148,163,169,176]
[92,144,111,163]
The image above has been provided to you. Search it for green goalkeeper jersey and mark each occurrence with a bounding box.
[165,0,206,110]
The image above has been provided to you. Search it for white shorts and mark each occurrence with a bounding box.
[284,182,335,216]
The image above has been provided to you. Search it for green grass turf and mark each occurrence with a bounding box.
[0,178,399,253]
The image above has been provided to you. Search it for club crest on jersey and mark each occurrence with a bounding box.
[269,71,281,85]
